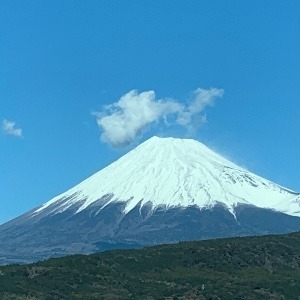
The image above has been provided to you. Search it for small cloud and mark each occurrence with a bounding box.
[94,87,224,147]
[177,88,224,134]
[94,90,182,147]
[2,119,23,137]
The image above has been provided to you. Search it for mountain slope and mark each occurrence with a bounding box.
[0,136,299,264]
[31,136,300,217]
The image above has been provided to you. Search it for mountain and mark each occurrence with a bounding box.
[0,136,300,264]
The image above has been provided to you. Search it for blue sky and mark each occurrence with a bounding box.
[1,1,299,224]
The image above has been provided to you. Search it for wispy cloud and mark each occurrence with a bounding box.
[94,87,224,147]
[2,119,23,137]
[177,88,224,134]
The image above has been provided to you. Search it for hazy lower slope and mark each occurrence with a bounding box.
[0,232,299,300]
[1,202,300,266]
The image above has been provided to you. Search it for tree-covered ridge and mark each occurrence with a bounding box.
[0,232,299,299]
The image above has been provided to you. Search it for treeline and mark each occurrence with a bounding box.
[0,232,299,299]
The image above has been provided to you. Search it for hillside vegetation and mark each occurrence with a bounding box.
[0,232,299,299]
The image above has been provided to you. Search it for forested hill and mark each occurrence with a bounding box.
[0,232,299,300]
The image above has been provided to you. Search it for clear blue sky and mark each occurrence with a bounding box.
[1,1,299,224]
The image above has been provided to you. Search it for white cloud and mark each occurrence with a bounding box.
[94,87,224,147]
[177,88,224,133]
[95,90,182,147]
[2,119,23,137]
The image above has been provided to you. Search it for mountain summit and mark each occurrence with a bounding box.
[1,136,300,264]
[33,136,300,218]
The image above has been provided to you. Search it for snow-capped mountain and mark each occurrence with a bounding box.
[0,136,299,264]
[32,136,300,218]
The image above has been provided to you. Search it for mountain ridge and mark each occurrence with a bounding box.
[0,231,299,299]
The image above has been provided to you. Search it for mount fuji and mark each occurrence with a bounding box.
[1,136,300,264]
